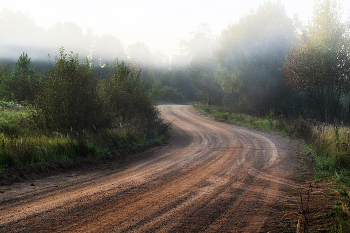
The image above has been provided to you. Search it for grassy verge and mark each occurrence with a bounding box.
[0,102,169,173]
[194,104,350,232]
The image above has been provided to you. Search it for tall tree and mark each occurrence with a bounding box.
[46,22,88,57]
[215,1,296,115]
[93,34,127,65]
[127,42,153,66]
[174,23,215,65]
[282,0,350,121]
[8,53,37,102]
[37,48,99,131]
[189,56,222,105]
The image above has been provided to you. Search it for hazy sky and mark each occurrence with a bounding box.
[1,0,350,57]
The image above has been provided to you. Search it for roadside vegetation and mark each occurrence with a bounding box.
[0,49,168,172]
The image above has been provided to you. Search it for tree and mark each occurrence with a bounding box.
[189,56,222,105]
[127,42,153,66]
[98,61,159,130]
[160,68,196,101]
[282,0,350,121]
[8,53,37,102]
[179,23,215,58]
[174,23,215,65]
[37,48,100,131]
[148,80,185,104]
[46,22,89,58]
[215,1,296,115]
[93,34,127,65]
[0,65,10,100]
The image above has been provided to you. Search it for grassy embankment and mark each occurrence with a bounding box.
[194,104,350,231]
[0,101,168,172]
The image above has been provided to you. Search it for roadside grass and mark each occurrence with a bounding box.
[194,104,350,232]
[0,102,169,173]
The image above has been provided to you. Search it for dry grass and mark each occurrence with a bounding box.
[281,184,350,232]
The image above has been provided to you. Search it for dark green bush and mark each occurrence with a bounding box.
[99,61,160,132]
[149,81,185,104]
[7,53,37,102]
[36,48,100,132]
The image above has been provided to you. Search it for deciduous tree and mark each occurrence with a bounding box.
[282,0,350,121]
[216,1,295,114]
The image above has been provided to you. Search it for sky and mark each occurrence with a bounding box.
[1,0,350,58]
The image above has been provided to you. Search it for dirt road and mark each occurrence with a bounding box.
[0,105,300,232]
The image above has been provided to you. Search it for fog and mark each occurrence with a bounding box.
[0,8,215,67]
[0,0,322,66]
[1,0,349,67]
[0,9,154,66]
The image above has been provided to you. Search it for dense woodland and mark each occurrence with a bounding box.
[189,0,350,124]
[1,0,350,125]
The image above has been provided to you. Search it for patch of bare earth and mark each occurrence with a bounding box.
[0,105,326,232]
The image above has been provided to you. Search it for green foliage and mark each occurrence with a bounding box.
[5,53,37,102]
[0,119,167,167]
[0,49,169,169]
[282,0,350,122]
[0,57,168,168]
[0,65,10,99]
[215,1,296,115]
[189,57,222,105]
[149,81,184,104]
[36,48,100,131]
[159,68,196,101]
[99,61,160,131]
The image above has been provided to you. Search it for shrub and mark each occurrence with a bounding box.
[99,61,160,132]
[8,53,37,102]
[149,81,185,104]
[36,48,100,132]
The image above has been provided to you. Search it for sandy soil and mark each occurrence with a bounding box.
[0,105,306,232]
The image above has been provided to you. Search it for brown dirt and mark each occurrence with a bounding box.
[0,105,325,232]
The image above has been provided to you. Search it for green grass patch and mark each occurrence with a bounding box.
[0,102,169,170]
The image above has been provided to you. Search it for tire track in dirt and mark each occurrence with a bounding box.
[0,105,298,232]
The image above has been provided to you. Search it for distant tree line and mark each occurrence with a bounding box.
[189,0,350,123]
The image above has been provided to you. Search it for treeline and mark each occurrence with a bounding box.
[189,0,350,123]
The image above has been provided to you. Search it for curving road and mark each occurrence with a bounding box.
[0,105,298,232]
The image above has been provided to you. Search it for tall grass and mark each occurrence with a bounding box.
[0,103,168,170]
[195,104,350,171]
